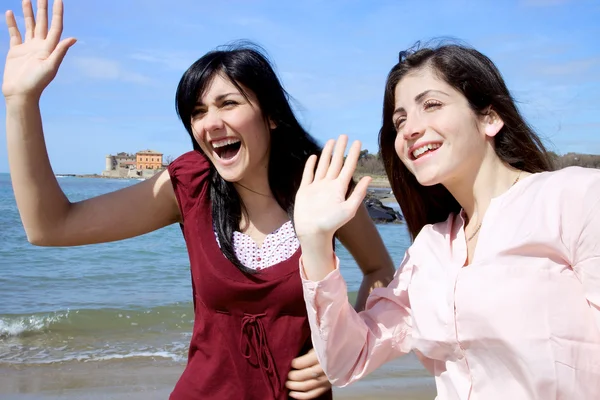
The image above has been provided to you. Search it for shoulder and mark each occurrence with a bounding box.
[168,151,211,176]
[518,167,600,259]
[520,167,600,211]
[167,151,213,218]
[526,166,600,190]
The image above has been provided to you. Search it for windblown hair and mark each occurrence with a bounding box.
[379,41,553,239]
[176,42,321,273]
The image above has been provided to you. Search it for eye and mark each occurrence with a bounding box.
[423,99,442,110]
[222,100,238,107]
[191,108,206,118]
[394,117,406,131]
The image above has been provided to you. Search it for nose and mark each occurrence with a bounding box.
[402,114,425,141]
[202,108,225,133]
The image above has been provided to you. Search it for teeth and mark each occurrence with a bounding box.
[212,138,241,149]
[412,143,441,159]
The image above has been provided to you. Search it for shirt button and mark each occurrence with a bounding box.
[256,256,262,261]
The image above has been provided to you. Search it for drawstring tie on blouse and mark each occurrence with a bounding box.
[240,312,280,398]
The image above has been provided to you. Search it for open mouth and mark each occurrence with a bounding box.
[411,143,441,160]
[212,138,242,161]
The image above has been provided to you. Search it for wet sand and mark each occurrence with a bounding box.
[0,353,436,399]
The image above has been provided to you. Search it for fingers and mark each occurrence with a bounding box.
[5,11,23,47]
[22,0,35,41]
[34,0,48,38]
[46,0,63,49]
[314,139,334,181]
[287,349,330,399]
[300,155,317,188]
[287,380,330,399]
[339,139,362,185]
[288,365,325,382]
[325,134,348,180]
[344,176,371,213]
[47,37,76,68]
[290,348,317,370]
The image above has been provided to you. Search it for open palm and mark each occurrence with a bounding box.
[3,0,76,100]
[294,135,371,241]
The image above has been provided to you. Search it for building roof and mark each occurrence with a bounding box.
[136,150,163,155]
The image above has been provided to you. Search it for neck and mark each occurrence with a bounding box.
[444,147,521,223]
[233,170,288,233]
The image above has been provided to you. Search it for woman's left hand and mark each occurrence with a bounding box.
[286,349,331,399]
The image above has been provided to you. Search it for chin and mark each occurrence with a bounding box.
[412,172,442,187]
[213,168,244,183]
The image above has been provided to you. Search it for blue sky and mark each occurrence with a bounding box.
[0,0,599,174]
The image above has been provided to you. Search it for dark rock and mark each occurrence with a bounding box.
[364,193,404,224]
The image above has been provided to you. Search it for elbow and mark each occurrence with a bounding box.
[25,230,57,246]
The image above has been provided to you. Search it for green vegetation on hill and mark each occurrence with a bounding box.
[354,150,600,186]
[355,150,600,175]
[548,152,600,169]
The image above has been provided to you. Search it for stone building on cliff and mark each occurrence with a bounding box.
[103,150,165,179]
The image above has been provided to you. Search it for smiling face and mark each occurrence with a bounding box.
[392,67,502,187]
[190,73,274,184]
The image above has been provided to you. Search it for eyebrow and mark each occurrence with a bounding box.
[392,89,450,117]
[195,92,242,107]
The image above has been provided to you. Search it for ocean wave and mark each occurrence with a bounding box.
[0,340,189,365]
[0,303,193,338]
[0,311,68,338]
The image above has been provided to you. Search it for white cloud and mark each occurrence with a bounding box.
[71,56,153,84]
[231,16,267,27]
[130,51,196,72]
[540,57,600,75]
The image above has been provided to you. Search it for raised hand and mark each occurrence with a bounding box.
[294,135,371,243]
[3,0,76,101]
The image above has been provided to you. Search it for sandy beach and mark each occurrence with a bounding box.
[0,353,435,399]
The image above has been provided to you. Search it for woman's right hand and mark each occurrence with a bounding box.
[3,0,76,101]
[294,135,371,244]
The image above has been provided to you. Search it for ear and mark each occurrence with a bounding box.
[268,118,277,130]
[481,107,504,138]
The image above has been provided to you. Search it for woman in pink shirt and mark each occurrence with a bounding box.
[293,43,600,399]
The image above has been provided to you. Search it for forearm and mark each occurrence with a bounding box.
[302,264,410,387]
[354,267,395,312]
[6,97,71,243]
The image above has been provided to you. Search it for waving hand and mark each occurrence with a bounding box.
[3,0,76,101]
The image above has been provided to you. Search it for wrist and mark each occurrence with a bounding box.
[4,93,41,108]
[297,230,333,249]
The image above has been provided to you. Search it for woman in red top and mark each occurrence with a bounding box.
[2,1,395,399]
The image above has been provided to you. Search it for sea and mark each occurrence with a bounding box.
[0,173,413,367]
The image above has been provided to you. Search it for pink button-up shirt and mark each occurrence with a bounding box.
[302,166,600,399]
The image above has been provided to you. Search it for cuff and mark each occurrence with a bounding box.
[300,255,349,341]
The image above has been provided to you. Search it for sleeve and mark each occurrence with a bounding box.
[167,151,212,223]
[571,172,600,331]
[301,251,414,387]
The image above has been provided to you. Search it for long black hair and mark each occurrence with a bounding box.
[379,41,553,239]
[175,42,321,273]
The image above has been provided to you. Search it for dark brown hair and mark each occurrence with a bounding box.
[176,42,321,273]
[379,42,553,239]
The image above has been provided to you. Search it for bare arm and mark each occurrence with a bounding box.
[337,203,395,311]
[3,0,180,246]
[6,99,181,246]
